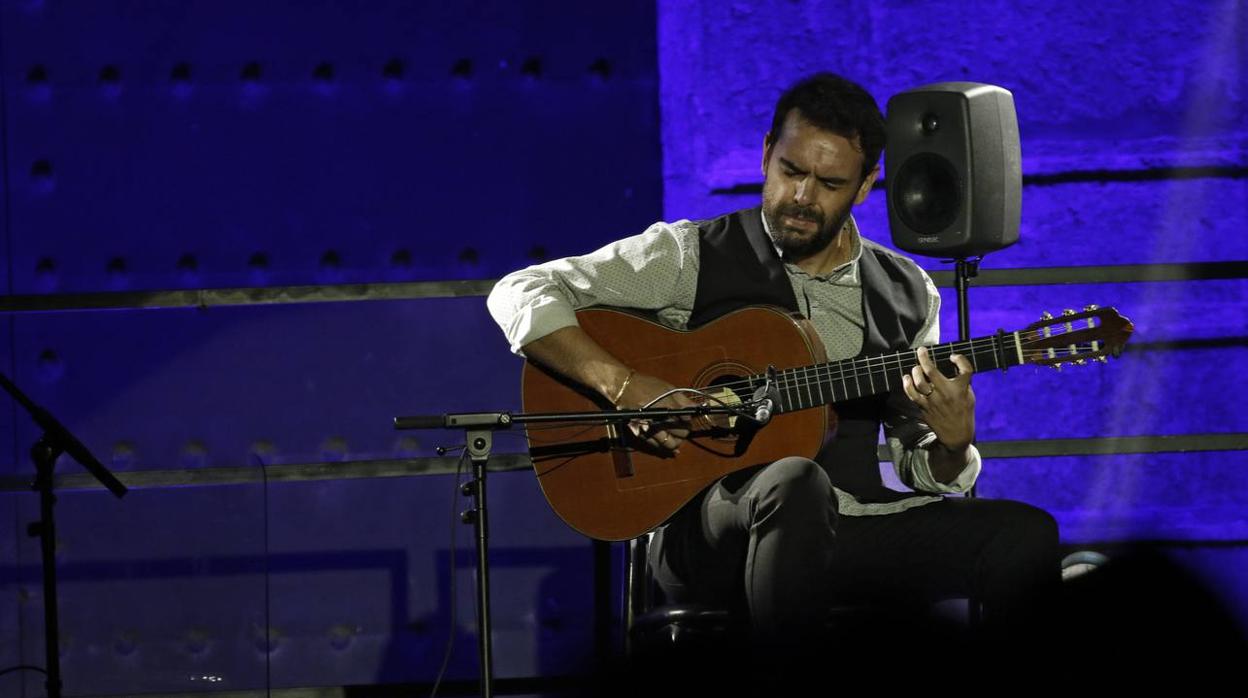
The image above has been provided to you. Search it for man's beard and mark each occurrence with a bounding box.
[763,200,854,261]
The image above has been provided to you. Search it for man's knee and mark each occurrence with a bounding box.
[996,501,1059,552]
[751,457,835,520]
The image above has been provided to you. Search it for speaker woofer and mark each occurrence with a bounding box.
[893,152,962,235]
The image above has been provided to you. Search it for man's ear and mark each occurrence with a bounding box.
[854,165,880,205]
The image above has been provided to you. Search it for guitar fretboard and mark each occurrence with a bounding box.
[754,332,1022,413]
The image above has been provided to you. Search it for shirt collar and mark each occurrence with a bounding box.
[760,208,863,281]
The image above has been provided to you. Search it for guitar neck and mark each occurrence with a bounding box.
[760,330,1023,414]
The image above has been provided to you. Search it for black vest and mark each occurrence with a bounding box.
[690,207,929,502]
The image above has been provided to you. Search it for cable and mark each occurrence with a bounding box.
[428,446,469,698]
[0,665,48,678]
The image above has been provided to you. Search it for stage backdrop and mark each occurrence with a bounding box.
[0,0,1244,695]
[659,0,1248,618]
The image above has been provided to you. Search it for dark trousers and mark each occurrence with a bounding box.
[648,456,1061,643]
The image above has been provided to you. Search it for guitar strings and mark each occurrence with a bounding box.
[707,334,1007,396]
[702,329,1101,401]
[523,326,1108,430]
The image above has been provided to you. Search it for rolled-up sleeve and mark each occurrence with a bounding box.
[486,221,700,355]
[884,267,981,494]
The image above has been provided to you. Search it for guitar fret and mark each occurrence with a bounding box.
[814,366,826,405]
[866,359,876,394]
[802,367,814,409]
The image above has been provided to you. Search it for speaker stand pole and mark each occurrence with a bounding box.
[952,255,983,628]
[952,256,980,497]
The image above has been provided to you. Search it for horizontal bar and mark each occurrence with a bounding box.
[710,164,1248,195]
[967,433,1248,459]
[2,434,1242,493]
[0,261,1245,313]
[926,261,1248,287]
[73,674,588,698]
[0,279,496,313]
[0,454,533,492]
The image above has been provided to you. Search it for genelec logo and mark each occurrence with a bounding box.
[918,236,939,244]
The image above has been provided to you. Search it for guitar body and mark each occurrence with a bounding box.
[519,302,1133,542]
[522,306,834,541]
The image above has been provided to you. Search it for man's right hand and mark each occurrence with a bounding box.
[518,326,694,453]
[614,372,695,453]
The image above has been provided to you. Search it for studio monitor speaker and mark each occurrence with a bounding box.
[885,82,1021,258]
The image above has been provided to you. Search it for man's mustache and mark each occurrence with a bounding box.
[776,205,822,224]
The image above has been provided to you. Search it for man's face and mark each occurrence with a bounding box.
[761,111,878,260]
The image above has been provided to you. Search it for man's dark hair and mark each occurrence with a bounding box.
[765,72,886,182]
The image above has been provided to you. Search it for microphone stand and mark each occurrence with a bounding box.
[394,398,767,698]
[0,371,128,698]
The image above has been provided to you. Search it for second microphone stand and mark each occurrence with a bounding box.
[395,392,772,698]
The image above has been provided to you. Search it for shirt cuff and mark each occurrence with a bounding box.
[904,434,981,494]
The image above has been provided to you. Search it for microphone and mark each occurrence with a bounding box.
[750,365,780,426]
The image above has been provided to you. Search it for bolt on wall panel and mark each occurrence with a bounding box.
[1,0,661,294]
[12,484,269,696]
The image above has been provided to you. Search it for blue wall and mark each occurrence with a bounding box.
[0,0,660,694]
[0,0,1245,694]
[658,0,1248,647]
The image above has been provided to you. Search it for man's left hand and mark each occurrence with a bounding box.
[902,345,976,452]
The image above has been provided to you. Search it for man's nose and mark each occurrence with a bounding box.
[794,177,813,205]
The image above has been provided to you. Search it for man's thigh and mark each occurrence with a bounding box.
[830,497,1053,604]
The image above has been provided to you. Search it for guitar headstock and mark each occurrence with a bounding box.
[1021,305,1134,368]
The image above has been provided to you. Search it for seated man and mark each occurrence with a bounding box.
[488,72,1059,653]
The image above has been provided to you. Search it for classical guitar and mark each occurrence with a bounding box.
[521,304,1133,541]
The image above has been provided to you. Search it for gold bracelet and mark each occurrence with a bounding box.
[610,369,636,406]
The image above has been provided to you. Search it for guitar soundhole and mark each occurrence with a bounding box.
[693,364,757,436]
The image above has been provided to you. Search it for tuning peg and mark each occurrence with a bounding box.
[1097,356,1109,363]
[1083,304,1100,311]
[1040,311,1054,320]
[1051,362,1063,371]
[1061,308,1075,316]
[1075,359,1087,365]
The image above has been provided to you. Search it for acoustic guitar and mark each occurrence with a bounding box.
[521,304,1133,541]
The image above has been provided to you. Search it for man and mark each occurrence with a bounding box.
[488,73,1058,654]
